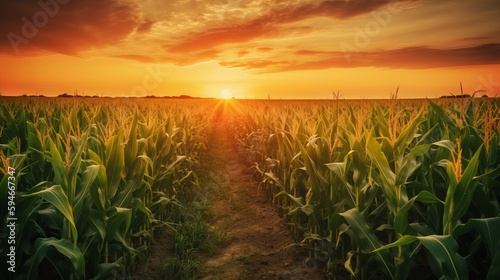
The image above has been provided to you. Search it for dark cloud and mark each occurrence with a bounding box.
[273,44,500,71]
[226,44,500,72]
[114,49,222,66]
[166,0,415,53]
[165,21,273,53]
[136,19,156,33]
[3,0,496,74]
[0,0,147,55]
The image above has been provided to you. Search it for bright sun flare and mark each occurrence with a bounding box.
[220,89,232,99]
[221,89,232,99]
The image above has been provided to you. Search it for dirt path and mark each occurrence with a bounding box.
[133,107,325,279]
[197,109,325,280]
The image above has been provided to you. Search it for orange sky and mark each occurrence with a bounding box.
[1,0,499,99]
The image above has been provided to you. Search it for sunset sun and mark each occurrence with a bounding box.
[221,89,232,99]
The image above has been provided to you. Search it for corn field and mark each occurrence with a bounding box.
[228,98,500,279]
[0,98,214,279]
[1,97,500,279]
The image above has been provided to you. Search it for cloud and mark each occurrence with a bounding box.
[214,43,500,74]
[0,0,148,56]
[257,47,274,52]
[295,50,332,56]
[3,0,496,75]
[166,0,415,53]
[219,60,289,70]
[224,44,500,72]
[136,19,156,33]
[113,54,156,63]
[237,50,250,57]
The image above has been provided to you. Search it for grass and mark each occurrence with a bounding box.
[161,191,230,279]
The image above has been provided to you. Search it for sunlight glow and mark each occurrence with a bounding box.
[221,89,232,99]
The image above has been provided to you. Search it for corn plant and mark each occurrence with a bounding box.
[228,98,500,279]
[0,98,213,279]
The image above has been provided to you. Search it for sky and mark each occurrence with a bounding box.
[0,0,499,99]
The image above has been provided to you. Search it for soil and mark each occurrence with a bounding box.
[133,107,326,280]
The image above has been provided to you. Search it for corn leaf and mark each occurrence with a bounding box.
[443,145,482,235]
[105,131,124,199]
[22,237,85,280]
[487,252,500,280]
[395,191,442,234]
[23,185,78,243]
[374,235,467,280]
[340,208,395,279]
[105,207,132,243]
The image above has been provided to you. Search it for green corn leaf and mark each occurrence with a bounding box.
[164,155,186,174]
[366,134,397,212]
[394,111,422,157]
[89,210,107,243]
[428,100,457,129]
[374,235,467,280]
[443,145,483,235]
[89,259,123,280]
[113,162,146,208]
[471,218,500,258]
[373,234,419,251]
[326,162,356,208]
[87,149,107,215]
[453,217,500,259]
[27,122,46,177]
[0,152,27,222]
[409,223,436,236]
[23,185,78,243]
[395,191,442,234]
[73,165,99,224]
[487,252,500,280]
[419,235,467,280]
[47,138,68,191]
[67,128,91,203]
[38,207,62,232]
[340,208,395,279]
[124,114,139,177]
[274,190,315,216]
[264,171,285,189]
[133,197,153,217]
[432,140,455,151]
[105,131,124,199]
[396,144,430,186]
[22,237,85,280]
[105,207,132,243]
[12,190,43,253]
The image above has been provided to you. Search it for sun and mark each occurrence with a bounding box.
[220,89,232,99]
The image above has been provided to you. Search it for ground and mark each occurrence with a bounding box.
[133,108,325,280]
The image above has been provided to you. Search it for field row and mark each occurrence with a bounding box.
[228,98,500,279]
[2,97,500,279]
[0,98,216,279]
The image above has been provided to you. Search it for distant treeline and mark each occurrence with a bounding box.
[440,94,489,98]
[11,93,212,99]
